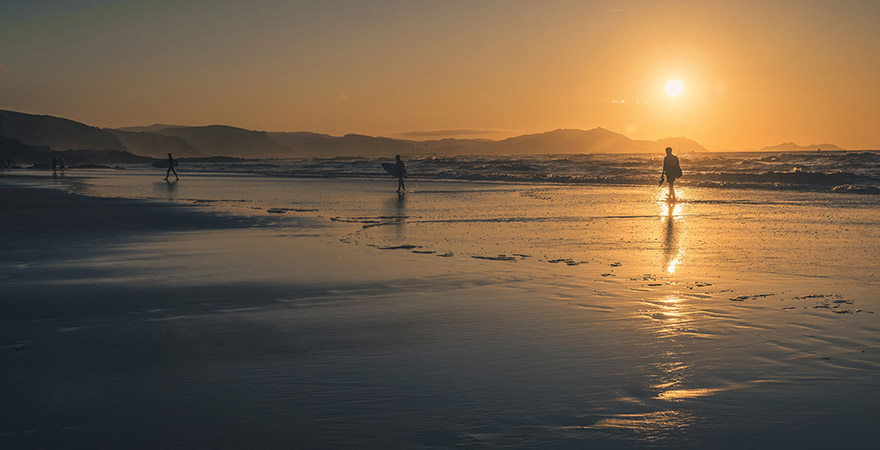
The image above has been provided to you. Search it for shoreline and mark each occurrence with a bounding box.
[2,175,879,449]
[7,146,880,197]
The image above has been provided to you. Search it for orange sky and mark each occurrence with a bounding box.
[1,0,879,150]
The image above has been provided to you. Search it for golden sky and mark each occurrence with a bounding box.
[1,0,878,150]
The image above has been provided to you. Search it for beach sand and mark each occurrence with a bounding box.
[2,172,879,449]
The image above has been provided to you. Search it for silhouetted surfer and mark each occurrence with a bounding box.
[659,147,682,202]
[164,153,179,181]
[395,154,407,193]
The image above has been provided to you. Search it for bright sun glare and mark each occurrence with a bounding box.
[665,79,684,96]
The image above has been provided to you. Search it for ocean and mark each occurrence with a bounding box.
[126,151,880,194]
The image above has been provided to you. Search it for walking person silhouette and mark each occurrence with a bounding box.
[164,153,179,181]
[659,147,682,202]
[395,154,407,193]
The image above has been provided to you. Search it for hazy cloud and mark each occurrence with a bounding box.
[399,129,505,138]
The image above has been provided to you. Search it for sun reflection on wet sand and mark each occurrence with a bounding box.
[580,410,694,434]
[646,292,761,403]
[648,295,691,339]
[626,290,727,433]
[657,387,726,400]
[644,295,719,401]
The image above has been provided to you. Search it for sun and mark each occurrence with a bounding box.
[665,79,684,96]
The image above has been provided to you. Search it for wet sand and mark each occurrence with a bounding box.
[2,175,879,449]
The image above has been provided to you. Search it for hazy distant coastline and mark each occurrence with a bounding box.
[3,108,700,163]
[1,108,855,166]
[760,142,845,151]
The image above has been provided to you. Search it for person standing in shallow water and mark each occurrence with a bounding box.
[660,147,682,202]
[395,154,407,193]
[164,153,179,181]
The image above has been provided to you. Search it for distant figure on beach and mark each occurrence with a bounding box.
[52,156,58,173]
[59,157,66,172]
[659,147,682,202]
[395,154,407,193]
[164,153,179,181]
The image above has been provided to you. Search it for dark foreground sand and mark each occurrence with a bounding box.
[2,180,879,449]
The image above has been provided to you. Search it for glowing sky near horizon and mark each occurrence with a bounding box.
[1,0,879,150]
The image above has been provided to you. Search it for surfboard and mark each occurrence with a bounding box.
[152,160,180,169]
[381,162,400,177]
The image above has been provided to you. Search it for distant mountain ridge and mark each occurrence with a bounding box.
[117,124,189,133]
[1,108,714,161]
[0,109,126,152]
[151,125,289,157]
[471,128,707,155]
[270,132,419,157]
[108,129,203,158]
[762,142,845,151]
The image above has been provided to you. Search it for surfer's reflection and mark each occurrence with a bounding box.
[662,203,683,274]
[153,180,179,201]
[383,193,407,239]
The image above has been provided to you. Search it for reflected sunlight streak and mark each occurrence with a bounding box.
[657,387,726,400]
[641,293,720,405]
[660,200,685,274]
[580,410,693,435]
[666,254,683,275]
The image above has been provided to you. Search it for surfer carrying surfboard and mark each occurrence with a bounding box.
[659,147,682,202]
[164,153,179,181]
[395,154,407,193]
